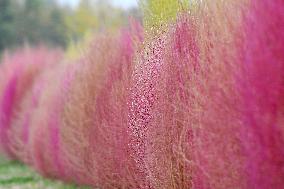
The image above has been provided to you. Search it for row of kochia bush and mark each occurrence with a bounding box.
[0,0,284,188]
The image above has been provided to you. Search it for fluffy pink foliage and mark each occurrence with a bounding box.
[90,28,141,187]
[53,24,143,188]
[240,0,284,188]
[128,28,167,188]
[28,63,76,179]
[129,12,242,188]
[9,76,45,164]
[0,47,62,158]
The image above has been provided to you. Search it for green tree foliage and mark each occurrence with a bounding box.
[141,0,189,31]
[0,0,141,55]
[64,0,142,60]
[0,0,68,53]
[0,0,15,52]
[65,0,138,43]
[16,0,68,47]
[65,0,98,42]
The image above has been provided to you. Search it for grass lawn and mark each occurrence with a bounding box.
[0,156,90,189]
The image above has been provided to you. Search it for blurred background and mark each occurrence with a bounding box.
[0,0,140,57]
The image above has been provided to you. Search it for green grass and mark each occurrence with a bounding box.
[0,156,90,189]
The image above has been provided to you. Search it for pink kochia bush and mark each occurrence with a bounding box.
[0,47,62,158]
[59,25,143,187]
[30,63,81,183]
[129,4,244,188]
[239,0,284,188]
[0,0,283,188]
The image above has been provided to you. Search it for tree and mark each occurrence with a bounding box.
[0,0,16,52]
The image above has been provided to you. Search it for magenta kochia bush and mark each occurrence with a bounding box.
[90,28,143,188]
[59,25,142,187]
[9,74,46,164]
[129,0,283,188]
[27,62,77,180]
[0,47,62,158]
[239,0,284,188]
[129,10,243,188]
[128,26,168,188]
